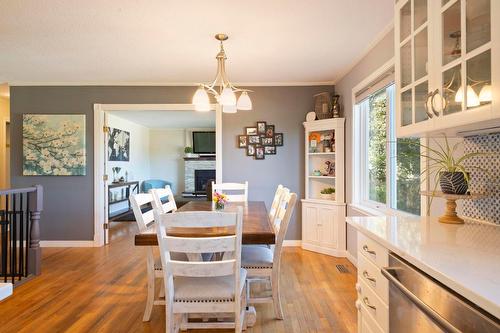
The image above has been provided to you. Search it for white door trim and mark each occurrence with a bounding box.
[93,103,223,247]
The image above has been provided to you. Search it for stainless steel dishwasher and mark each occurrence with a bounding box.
[381,253,500,333]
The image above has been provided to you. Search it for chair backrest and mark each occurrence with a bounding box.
[211,181,248,202]
[268,184,284,222]
[272,190,297,262]
[154,208,243,304]
[150,186,177,214]
[130,193,155,232]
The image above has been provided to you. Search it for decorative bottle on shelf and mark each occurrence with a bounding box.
[125,171,128,182]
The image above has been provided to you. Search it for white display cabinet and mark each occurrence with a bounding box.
[301,118,346,257]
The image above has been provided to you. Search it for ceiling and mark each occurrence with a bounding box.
[0,0,393,85]
[108,110,215,129]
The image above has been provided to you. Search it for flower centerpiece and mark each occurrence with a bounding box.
[213,192,228,211]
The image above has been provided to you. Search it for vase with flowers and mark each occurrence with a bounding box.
[213,192,228,211]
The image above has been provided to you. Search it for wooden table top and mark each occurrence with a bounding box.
[134,201,275,246]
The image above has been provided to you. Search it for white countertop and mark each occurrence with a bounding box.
[347,215,500,319]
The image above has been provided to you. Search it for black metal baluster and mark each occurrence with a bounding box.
[1,196,7,283]
[11,193,16,284]
[25,193,30,277]
[19,193,24,280]
[5,194,9,283]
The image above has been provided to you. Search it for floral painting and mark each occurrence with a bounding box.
[23,114,86,176]
[108,128,130,161]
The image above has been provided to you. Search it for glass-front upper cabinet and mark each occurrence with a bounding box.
[395,0,432,136]
[395,0,499,137]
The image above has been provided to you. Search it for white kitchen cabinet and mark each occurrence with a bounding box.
[301,118,346,257]
[395,0,500,137]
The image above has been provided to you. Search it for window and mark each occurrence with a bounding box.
[354,81,421,215]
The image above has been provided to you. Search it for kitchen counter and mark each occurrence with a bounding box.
[347,215,500,319]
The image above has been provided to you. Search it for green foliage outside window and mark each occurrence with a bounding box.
[368,91,387,204]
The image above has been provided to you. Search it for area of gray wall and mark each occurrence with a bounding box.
[10,85,332,241]
[334,28,395,259]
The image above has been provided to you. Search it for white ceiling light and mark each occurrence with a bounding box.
[193,34,252,113]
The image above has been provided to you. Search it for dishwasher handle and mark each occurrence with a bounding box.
[381,266,461,333]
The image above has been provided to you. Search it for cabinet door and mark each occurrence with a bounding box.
[435,0,494,129]
[396,0,433,137]
[318,206,338,248]
[302,205,319,244]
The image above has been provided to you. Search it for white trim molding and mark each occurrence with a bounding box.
[282,240,302,247]
[10,81,335,87]
[346,251,357,268]
[40,241,95,247]
[93,103,223,247]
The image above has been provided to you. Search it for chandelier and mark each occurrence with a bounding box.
[192,34,252,113]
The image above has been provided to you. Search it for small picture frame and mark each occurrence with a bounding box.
[274,133,283,146]
[247,144,256,156]
[257,121,267,134]
[261,137,274,146]
[255,146,265,160]
[248,135,261,144]
[265,125,275,138]
[246,127,258,136]
[238,135,248,148]
[264,146,276,155]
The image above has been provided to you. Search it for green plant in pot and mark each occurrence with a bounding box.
[411,136,487,196]
[320,187,335,200]
[184,146,194,157]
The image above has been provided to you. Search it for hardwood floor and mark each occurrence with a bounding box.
[0,221,358,333]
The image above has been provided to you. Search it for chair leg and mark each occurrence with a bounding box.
[143,266,155,322]
[159,281,165,298]
[271,273,283,320]
[165,307,176,333]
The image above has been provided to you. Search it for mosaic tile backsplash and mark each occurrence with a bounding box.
[463,133,500,224]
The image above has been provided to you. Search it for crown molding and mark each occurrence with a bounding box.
[9,81,335,87]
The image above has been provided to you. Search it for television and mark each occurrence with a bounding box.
[192,131,216,154]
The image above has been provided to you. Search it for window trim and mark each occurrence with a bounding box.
[351,58,428,218]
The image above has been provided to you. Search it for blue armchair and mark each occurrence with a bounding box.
[141,179,173,193]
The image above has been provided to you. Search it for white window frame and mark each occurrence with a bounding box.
[352,59,428,217]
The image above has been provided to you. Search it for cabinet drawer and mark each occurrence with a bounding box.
[358,300,384,333]
[357,232,388,268]
[358,252,388,305]
[357,279,388,332]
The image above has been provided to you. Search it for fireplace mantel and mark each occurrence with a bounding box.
[183,156,216,161]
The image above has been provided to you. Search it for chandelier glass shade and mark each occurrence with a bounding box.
[192,34,252,113]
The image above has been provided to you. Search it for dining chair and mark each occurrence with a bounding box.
[150,185,177,214]
[268,184,284,223]
[154,208,247,332]
[241,189,297,320]
[130,192,176,322]
[212,181,248,202]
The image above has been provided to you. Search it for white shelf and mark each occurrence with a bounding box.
[308,152,336,156]
[308,175,335,179]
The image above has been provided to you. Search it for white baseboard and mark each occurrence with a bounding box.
[282,240,302,247]
[40,241,95,247]
[346,251,357,267]
[301,242,347,257]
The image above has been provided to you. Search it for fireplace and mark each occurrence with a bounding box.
[194,169,215,194]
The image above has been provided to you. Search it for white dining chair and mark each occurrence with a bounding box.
[241,189,297,320]
[154,208,247,333]
[268,184,284,223]
[130,193,167,322]
[150,185,177,214]
[212,181,248,202]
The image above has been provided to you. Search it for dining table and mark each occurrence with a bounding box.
[134,200,276,246]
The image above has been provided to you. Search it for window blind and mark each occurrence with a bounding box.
[355,68,395,104]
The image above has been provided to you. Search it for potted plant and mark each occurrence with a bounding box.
[320,187,335,200]
[184,146,195,158]
[411,136,488,196]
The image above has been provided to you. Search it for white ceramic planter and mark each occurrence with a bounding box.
[319,193,335,200]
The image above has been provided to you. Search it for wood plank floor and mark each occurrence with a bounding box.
[0,221,358,333]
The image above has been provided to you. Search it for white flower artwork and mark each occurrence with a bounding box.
[23,114,86,176]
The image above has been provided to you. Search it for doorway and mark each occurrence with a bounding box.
[93,104,222,246]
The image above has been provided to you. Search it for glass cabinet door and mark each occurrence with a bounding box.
[397,0,430,128]
[440,0,492,116]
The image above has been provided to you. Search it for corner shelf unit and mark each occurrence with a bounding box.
[301,118,346,257]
